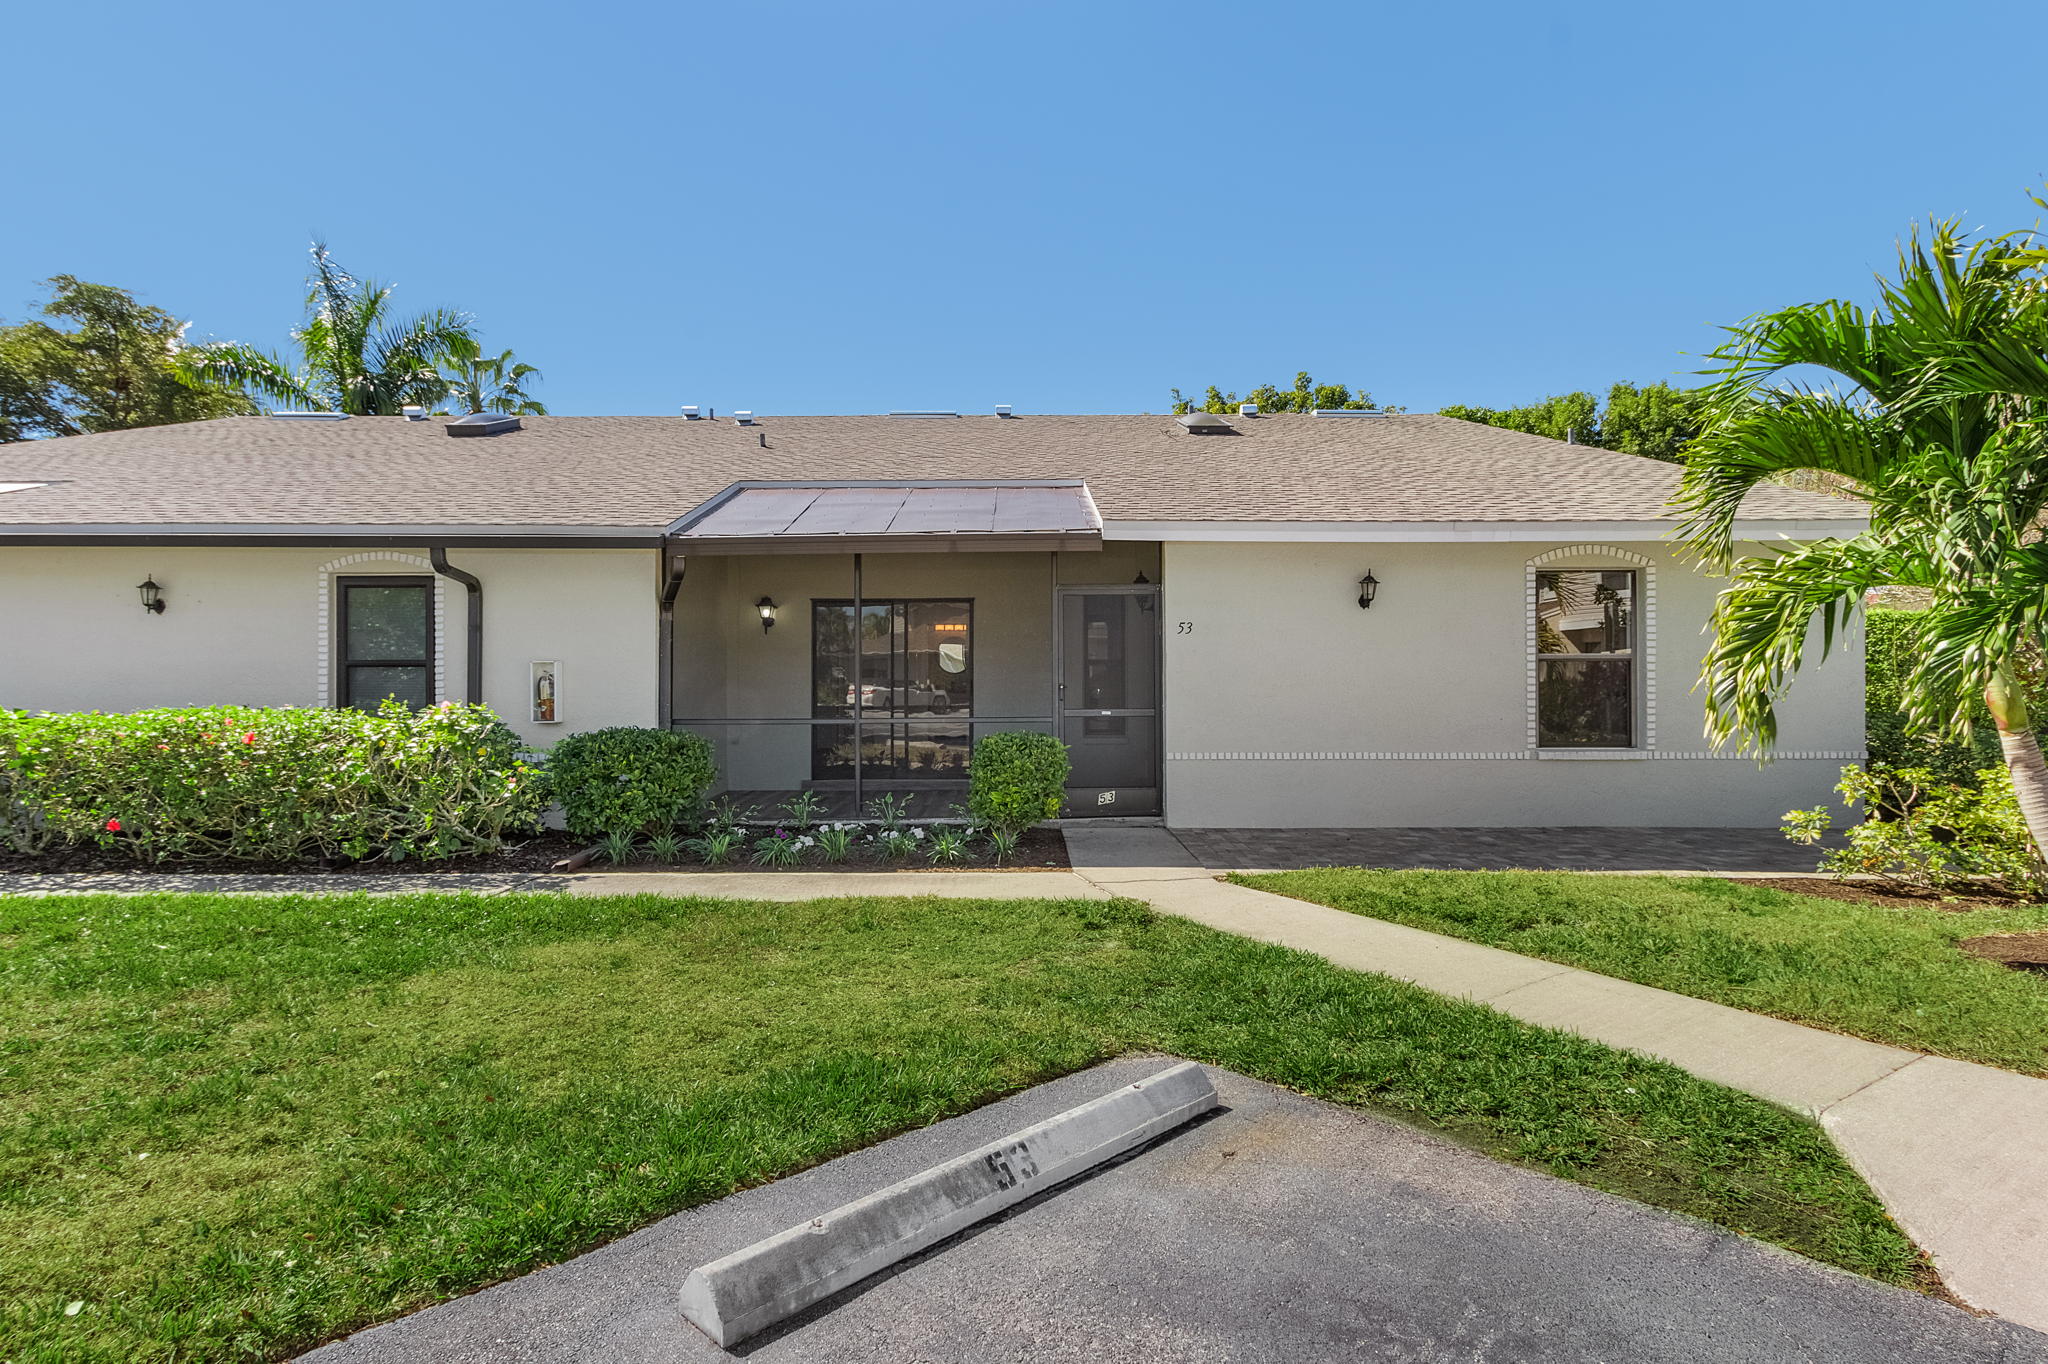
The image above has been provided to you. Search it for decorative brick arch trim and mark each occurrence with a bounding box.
[315,553,453,706]
[1526,544,1658,750]
[1527,543,1655,569]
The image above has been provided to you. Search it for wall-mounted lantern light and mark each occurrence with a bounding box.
[137,576,166,615]
[756,596,778,633]
[1356,571,1379,610]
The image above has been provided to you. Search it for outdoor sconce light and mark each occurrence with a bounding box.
[137,576,166,615]
[756,597,778,633]
[1356,571,1379,610]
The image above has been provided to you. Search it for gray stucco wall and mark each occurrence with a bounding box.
[1156,539,1864,827]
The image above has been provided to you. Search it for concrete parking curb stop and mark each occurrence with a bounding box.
[677,1060,1219,1348]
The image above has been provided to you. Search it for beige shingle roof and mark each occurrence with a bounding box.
[0,412,1863,533]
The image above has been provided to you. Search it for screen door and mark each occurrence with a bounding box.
[1057,587,1160,816]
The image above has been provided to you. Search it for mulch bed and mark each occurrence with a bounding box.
[1958,931,2048,973]
[0,832,590,878]
[1741,876,2042,913]
[0,827,1070,877]
[583,825,1072,873]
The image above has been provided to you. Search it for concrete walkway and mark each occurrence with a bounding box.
[1055,825,2048,1334]
[560,869,1113,901]
[0,870,562,896]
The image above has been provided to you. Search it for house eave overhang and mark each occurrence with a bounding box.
[1098,518,1870,543]
[0,523,667,548]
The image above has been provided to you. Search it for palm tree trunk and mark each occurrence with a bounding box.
[1986,667,2048,860]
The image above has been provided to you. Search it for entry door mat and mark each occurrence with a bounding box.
[300,1055,2048,1364]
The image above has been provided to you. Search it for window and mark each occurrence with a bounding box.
[810,599,972,780]
[1535,569,1635,747]
[337,577,434,711]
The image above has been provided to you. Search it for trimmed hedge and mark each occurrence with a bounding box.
[1864,608,2002,782]
[0,702,546,864]
[968,731,1071,832]
[547,726,718,837]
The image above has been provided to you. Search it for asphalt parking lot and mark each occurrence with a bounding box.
[302,1055,2048,1363]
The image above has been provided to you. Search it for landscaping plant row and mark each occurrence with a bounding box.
[0,702,546,864]
[558,728,1069,868]
[591,792,1035,867]
[0,705,1071,866]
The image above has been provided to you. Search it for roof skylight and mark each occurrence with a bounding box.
[0,481,49,495]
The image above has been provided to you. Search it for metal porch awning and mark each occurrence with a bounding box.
[668,480,1103,554]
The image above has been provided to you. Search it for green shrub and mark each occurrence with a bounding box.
[0,701,545,864]
[546,726,717,838]
[1864,608,2003,781]
[967,731,1070,833]
[1784,763,2046,898]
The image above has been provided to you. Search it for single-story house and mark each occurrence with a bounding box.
[0,407,1867,826]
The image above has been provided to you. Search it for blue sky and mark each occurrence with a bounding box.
[7,0,2043,417]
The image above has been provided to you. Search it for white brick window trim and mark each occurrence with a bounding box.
[315,553,454,706]
[1164,750,1866,762]
[1526,544,1657,753]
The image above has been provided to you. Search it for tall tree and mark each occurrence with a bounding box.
[1439,390,1600,444]
[439,336,547,415]
[1438,381,1705,459]
[1601,381,1708,461]
[181,243,475,415]
[1169,371,1398,415]
[1674,212,2048,852]
[0,277,252,442]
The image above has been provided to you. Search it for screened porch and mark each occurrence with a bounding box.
[664,541,1161,820]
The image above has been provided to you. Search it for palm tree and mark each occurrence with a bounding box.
[180,243,474,415]
[1674,214,2048,850]
[439,335,547,415]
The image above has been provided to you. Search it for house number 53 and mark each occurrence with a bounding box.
[1176,621,1193,634]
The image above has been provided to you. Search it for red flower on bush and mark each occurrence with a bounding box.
[243,732,257,744]
[105,818,122,832]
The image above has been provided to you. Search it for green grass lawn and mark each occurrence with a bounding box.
[4,890,1921,1362]
[1234,869,2048,1075]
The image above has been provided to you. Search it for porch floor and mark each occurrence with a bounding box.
[1173,826,1849,874]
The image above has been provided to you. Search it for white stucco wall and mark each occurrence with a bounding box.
[0,537,1864,826]
[0,545,659,747]
[1157,539,1864,827]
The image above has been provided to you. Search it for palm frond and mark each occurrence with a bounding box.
[1672,391,1891,567]
[174,342,317,410]
[1700,533,1919,753]
[1697,299,1899,401]
[1902,543,2048,736]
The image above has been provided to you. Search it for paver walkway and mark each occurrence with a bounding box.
[1056,825,2048,1334]
[1177,825,1848,873]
